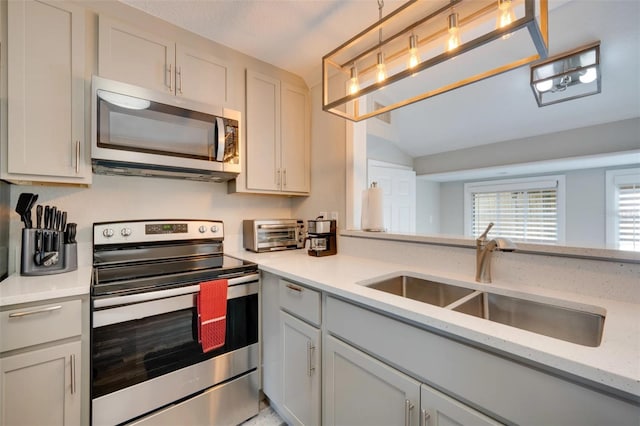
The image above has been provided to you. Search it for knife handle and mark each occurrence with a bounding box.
[36,205,43,229]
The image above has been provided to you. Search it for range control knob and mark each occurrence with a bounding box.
[211,225,219,233]
[198,225,207,234]
[121,227,132,237]
[102,228,114,238]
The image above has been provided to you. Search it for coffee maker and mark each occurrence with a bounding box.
[307,217,337,257]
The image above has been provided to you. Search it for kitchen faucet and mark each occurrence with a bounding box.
[475,222,517,283]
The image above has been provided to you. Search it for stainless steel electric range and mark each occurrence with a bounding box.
[91,219,259,426]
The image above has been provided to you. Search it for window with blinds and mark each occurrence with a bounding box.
[464,176,565,244]
[606,169,640,251]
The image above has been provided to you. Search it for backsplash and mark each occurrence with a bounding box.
[339,234,640,304]
[7,174,293,272]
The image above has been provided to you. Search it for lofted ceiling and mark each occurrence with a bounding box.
[120,0,640,158]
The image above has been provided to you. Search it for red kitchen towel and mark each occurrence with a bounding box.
[197,279,228,352]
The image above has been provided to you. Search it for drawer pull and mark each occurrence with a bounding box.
[307,341,316,377]
[70,354,76,394]
[286,284,302,293]
[8,305,62,318]
[405,399,414,426]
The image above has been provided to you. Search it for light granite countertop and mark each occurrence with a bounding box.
[0,266,92,307]
[228,249,640,399]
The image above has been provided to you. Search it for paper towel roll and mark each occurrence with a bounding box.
[361,184,384,232]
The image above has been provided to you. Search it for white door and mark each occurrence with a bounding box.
[98,16,175,94]
[324,336,420,426]
[176,44,230,105]
[7,0,87,181]
[420,384,503,426]
[369,162,416,233]
[281,311,321,426]
[1,341,81,426]
[246,70,281,191]
[280,83,311,194]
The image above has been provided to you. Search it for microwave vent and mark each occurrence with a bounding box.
[92,159,237,183]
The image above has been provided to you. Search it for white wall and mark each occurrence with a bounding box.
[291,83,347,228]
[8,175,292,273]
[415,179,440,234]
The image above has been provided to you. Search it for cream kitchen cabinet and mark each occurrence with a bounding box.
[3,0,90,185]
[324,335,499,426]
[0,298,82,426]
[231,70,310,195]
[261,272,321,425]
[98,16,230,106]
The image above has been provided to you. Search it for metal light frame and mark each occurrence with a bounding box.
[322,0,549,121]
[530,41,601,107]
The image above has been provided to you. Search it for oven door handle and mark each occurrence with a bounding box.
[93,273,259,309]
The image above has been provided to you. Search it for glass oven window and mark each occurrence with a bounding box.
[91,293,257,398]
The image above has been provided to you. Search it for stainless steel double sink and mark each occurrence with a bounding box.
[362,274,605,347]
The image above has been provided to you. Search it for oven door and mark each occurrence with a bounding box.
[91,273,258,426]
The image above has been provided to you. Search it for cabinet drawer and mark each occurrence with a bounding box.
[279,280,321,326]
[1,299,82,352]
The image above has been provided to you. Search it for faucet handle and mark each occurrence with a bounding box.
[477,222,494,242]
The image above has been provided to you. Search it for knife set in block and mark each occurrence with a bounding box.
[17,193,78,276]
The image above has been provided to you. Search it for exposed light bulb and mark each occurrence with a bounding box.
[446,13,461,52]
[349,66,360,95]
[376,52,387,82]
[408,34,419,69]
[579,67,597,84]
[535,79,553,92]
[497,0,515,28]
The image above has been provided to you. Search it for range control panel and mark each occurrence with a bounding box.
[94,220,223,245]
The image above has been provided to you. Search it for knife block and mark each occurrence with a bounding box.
[20,229,78,276]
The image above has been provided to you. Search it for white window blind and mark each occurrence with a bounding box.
[606,169,640,251]
[465,176,565,243]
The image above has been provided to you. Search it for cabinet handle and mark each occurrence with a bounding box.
[276,169,281,186]
[75,140,80,174]
[307,341,315,377]
[70,354,76,394]
[404,400,414,426]
[167,64,173,92]
[177,66,183,94]
[283,169,287,187]
[286,283,302,293]
[421,409,431,426]
[8,305,62,318]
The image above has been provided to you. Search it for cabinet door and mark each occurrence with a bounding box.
[245,70,281,191]
[324,335,420,426]
[7,0,88,182]
[421,384,502,426]
[1,341,81,426]
[280,83,310,194]
[261,272,282,403]
[281,311,320,426]
[176,44,230,105]
[98,16,175,94]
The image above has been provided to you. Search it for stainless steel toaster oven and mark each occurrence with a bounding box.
[243,219,305,252]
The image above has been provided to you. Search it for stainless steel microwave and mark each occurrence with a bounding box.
[91,76,241,182]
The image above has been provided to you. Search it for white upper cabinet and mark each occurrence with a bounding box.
[4,0,89,184]
[98,16,229,106]
[233,69,310,196]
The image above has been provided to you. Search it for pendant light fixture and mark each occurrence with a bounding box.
[322,0,549,122]
[349,65,360,95]
[530,41,601,107]
[446,12,461,52]
[375,0,387,83]
[497,0,516,29]
[408,34,420,69]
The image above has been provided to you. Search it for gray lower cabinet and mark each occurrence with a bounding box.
[261,272,321,426]
[324,335,499,426]
[281,311,321,426]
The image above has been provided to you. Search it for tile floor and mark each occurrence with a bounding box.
[241,405,286,426]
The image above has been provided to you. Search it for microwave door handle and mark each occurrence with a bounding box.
[215,117,225,161]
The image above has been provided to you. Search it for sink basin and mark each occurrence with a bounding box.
[361,273,605,347]
[364,275,475,307]
[453,292,605,347]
